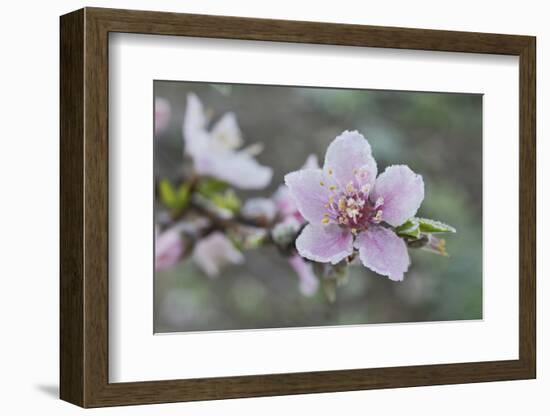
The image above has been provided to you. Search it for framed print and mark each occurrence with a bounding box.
[60,7,536,408]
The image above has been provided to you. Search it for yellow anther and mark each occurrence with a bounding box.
[346,182,355,193]
[327,168,333,175]
[361,184,370,193]
[338,198,346,211]
[328,196,335,204]
[320,181,325,186]
[321,217,330,225]
[329,185,337,191]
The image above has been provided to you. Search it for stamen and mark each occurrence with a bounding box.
[329,185,337,191]
[338,198,346,211]
[320,181,325,187]
[327,168,333,176]
[346,182,355,193]
[374,210,383,222]
[361,184,370,194]
[321,217,330,225]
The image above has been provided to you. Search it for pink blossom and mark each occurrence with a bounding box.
[288,254,319,296]
[193,232,245,277]
[273,154,319,222]
[155,97,171,136]
[183,93,272,189]
[155,227,184,272]
[285,130,424,281]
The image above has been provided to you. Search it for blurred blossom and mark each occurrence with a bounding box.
[270,154,321,296]
[271,216,301,246]
[154,97,171,136]
[183,93,273,189]
[421,234,449,257]
[241,197,277,223]
[288,254,319,296]
[285,130,424,281]
[193,232,245,277]
[155,227,184,272]
[231,226,268,250]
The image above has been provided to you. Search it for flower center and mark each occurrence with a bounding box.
[320,171,384,233]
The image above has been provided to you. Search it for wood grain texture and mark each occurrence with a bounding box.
[59,8,84,406]
[59,7,537,408]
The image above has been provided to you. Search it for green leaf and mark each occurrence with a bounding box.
[197,178,229,198]
[158,179,190,214]
[415,218,456,234]
[395,219,421,239]
[210,189,241,213]
[159,179,177,207]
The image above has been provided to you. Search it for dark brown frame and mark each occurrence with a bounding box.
[60,7,536,408]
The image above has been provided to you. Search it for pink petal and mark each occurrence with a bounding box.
[296,224,353,264]
[284,169,331,224]
[154,97,171,136]
[155,228,184,272]
[324,130,377,187]
[371,165,424,227]
[288,254,319,296]
[272,185,300,220]
[193,232,244,277]
[354,227,410,281]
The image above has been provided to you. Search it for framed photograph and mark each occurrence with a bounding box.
[60,7,536,408]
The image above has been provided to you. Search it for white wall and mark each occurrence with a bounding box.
[0,0,545,414]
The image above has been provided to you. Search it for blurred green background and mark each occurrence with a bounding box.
[154,81,482,333]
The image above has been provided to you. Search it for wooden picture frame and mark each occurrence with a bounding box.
[60,7,536,408]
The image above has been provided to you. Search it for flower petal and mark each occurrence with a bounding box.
[296,224,353,264]
[324,130,377,187]
[302,154,320,170]
[195,151,273,190]
[371,165,424,227]
[284,169,331,224]
[288,254,319,296]
[155,228,184,272]
[154,97,171,136]
[210,112,244,150]
[193,232,244,277]
[355,226,410,281]
[182,93,209,158]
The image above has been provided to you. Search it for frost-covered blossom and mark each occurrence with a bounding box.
[285,131,424,281]
[183,93,273,189]
[155,227,184,272]
[271,155,321,295]
[155,97,171,136]
[273,154,319,222]
[193,232,245,277]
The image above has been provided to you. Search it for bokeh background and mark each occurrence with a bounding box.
[154,81,482,333]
